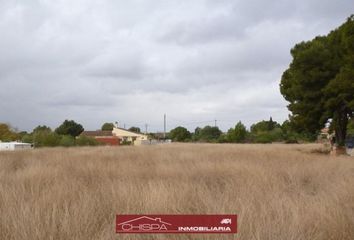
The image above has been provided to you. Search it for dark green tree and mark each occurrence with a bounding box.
[280,16,354,146]
[194,126,222,142]
[22,125,53,146]
[21,134,33,144]
[169,126,191,142]
[251,118,280,134]
[348,119,354,136]
[128,126,141,133]
[101,122,114,131]
[33,125,51,133]
[227,121,247,143]
[59,135,76,147]
[249,119,285,143]
[32,131,61,147]
[55,120,84,137]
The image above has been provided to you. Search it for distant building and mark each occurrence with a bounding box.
[80,127,152,146]
[79,130,120,146]
[0,142,33,151]
[319,127,354,156]
[112,127,148,145]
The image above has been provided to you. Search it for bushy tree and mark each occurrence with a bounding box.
[59,135,75,147]
[33,131,61,147]
[20,125,52,145]
[169,126,191,142]
[226,121,247,143]
[281,120,315,143]
[33,125,51,133]
[251,117,280,133]
[21,134,33,143]
[128,127,141,133]
[193,126,222,142]
[249,119,286,143]
[101,123,114,131]
[192,127,202,141]
[253,132,273,143]
[280,16,354,146]
[0,123,19,141]
[55,120,84,137]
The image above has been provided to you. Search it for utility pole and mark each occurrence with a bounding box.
[164,113,166,139]
[145,124,148,134]
[123,123,126,129]
[214,119,217,127]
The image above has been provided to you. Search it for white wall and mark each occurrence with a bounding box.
[0,142,32,151]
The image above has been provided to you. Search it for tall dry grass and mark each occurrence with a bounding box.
[0,143,353,240]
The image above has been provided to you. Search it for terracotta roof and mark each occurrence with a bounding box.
[80,130,113,137]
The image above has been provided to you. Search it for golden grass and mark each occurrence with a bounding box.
[0,143,354,240]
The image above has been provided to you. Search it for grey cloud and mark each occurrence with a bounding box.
[158,13,246,45]
[82,46,145,79]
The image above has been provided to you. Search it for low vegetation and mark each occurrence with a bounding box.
[0,144,353,240]
[169,118,316,143]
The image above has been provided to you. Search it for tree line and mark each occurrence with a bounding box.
[0,120,95,147]
[0,120,143,147]
[1,117,354,146]
[168,117,316,143]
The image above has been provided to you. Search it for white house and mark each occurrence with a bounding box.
[112,127,148,145]
[0,142,33,151]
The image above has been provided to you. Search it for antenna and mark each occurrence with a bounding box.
[164,114,166,139]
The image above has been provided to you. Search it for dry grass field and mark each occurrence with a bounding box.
[0,143,354,240]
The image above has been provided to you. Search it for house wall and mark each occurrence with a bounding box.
[0,143,15,151]
[14,144,32,150]
[112,128,148,141]
[0,143,32,151]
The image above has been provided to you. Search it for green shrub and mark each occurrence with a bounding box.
[76,136,99,146]
[21,134,33,143]
[253,132,273,143]
[33,131,61,147]
[59,135,75,147]
[169,126,191,142]
[121,140,132,145]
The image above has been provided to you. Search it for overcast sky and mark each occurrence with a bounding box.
[0,0,353,132]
